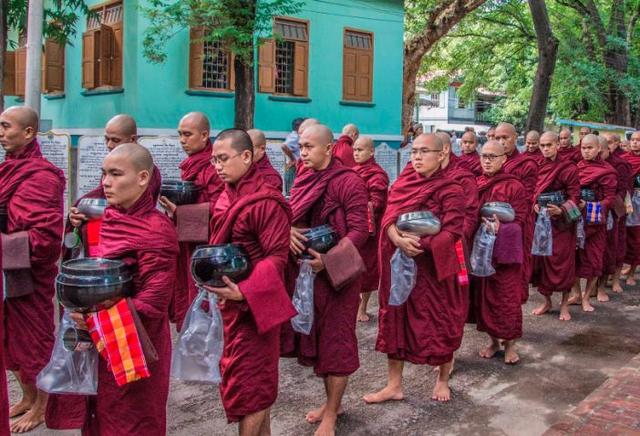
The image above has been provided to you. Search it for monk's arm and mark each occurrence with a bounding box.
[461,176,479,241]
[368,175,389,214]
[601,173,618,213]
[564,165,581,205]
[419,184,465,251]
[338,174,370,249]
[248,201,290,271]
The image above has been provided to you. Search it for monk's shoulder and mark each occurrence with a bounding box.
[144,210,178,240]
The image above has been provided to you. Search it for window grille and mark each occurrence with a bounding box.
[275,40,295,94]
[202,40,229,89]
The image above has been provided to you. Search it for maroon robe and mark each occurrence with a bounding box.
[473,172,528,340]
[281,160,369,376]
[0,239,9,436]
[458,151,482,176]
[532,157,580,295]
[524,149,544,166]
[332,135,357,168]
[254,153,283,192]
[172,141,224,329]
[0,140,64,385]
[448,154,480,243]
[209,165,295,422]
[376,168,467,365]
[45,186,179,435]
[576,158,617,278]
[353,157,389,292]
[603,153,632,274]
[623,151,640,265]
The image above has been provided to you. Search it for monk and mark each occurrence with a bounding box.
[159,112,224,329]
[494,122,538,302]
[473,140,528,364]
[458,131,482,176]
[203,129,295,434]
[352,136,390,323]
[569,134,617,312]
[622,131,640,285]
[531,132,580,321]
[332,123,359,167]
[558,128,576,160]
[0,106,65,433]
[578,126,591,143]
[487,127,496,141]
[0,238,8,436]
[524,130,543,165]
[597,134,631,300]
[104,113,137,151]
[248,128,283,191]
[364,134,466,404]
[283,124,369,436]
[46,144,179,434]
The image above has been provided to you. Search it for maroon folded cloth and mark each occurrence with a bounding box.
[493,222,523,265]
[176,203,210,242]
[126,298,158,364]
[1,231,30,270]
[321,237,365,291]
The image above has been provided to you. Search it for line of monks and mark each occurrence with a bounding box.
[0,104,639,436]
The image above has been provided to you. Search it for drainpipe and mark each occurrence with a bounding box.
[25,0,43,116]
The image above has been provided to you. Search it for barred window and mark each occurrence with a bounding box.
[87,2,122,30]
[188,27,234,91]
[275,40,295,94]
[82,1,123,89]
[203,40,230,90]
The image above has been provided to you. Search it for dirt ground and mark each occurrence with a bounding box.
[9,284,640,436]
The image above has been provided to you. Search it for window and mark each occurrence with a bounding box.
[343,29,373,102]
[428,92,440,107]
[82,1,123,90]
[258,17,309,96]
[3,40,65,97]
[458,98,466,109]
[188,27,235,91]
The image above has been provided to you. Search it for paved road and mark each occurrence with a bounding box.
[10,284,640,435]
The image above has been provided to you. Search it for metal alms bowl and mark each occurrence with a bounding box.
[396,211,442,236]
[634,174,640,188]
[301,225,338,259]
[480,202,516,223]
[0,205,7,233]
[160,180,201,205]
[191,244,251,287]
[77,198,108,219]
[580,188,597,202]
[537,191,566,208]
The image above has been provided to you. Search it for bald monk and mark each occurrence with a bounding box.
[293,118,321,177]
[352,136,390,322]
[473,141,528,364]
[597,134,632,300]
[578,126,591,142]
[159,112,224,329]
[0,238,9,436]
[458,131,482,176]
[364,134,466,404]
[283,124,369,436]
[569,134,617,312]
[203,129,295,434]
[494,122,538,302]
[524,130,543,165]
[104,113,137,151]
[531,132,580,321]
[46,144,178,434]
[332,123,359,167]
[622,131,640,285]
[0,106,64,433]
[558,128,575,159]
[487,127,496,141]
[248,128,283,191]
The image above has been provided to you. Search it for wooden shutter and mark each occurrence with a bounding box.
[356,50,373,101]
[15,47,27,97]
[343,31,374,102]
[110,23,123,87]
[100,24,115,86]
[229,53,236,91]
[3,51,16,96]
[189,26,205,89]
[292,41,308,96]
[43,40,65,93]
[82,30,98,89]
[343,47,357,101]
[258,39,276,93]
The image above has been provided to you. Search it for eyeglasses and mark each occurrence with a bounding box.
[211,153,241,166]
[411,148,442,156]
[480,153,505,161]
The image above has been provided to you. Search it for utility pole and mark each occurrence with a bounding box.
[25,0,44,116]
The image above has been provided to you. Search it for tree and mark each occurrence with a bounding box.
[143,0,302,130]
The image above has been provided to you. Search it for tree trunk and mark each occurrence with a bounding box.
[234,56,254,130]
[526,0,558,132]
[604,0,630,126]
[0,0,7,113]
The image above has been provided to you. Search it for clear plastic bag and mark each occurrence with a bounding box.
[577,217,585,249]
[36,310,98,395]
[607,211,614,230]
[532,207,553,256]
[388,248,417,306]
[171,288,223,384]
[291,261,316,335]
[626,190,640,227]
[470,224,497,277]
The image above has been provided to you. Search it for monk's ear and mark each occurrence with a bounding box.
[138,169,150,187]
[24,126,36,140]
[325,142,333,155]
[241,149,252,164]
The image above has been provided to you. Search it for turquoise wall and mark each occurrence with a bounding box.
[6,0,404,137]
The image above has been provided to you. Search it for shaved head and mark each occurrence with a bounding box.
[482,140,505,155]
[435,131,451,148]
[342,123,359,141]
[105,114,137,151]
[353,136,375,164]
[354,135,374,151]
[299,123,334,171]
[215,128,253,154]
[102,143,154,209]
[526,130,540,141]
[180,112,210,132]
[540,131,558,143]
[298,118,319,135]
[247,128,267,162]
[581,134,601,161]
[306,124,334,145]
[582,134,599,147]
[0,105,39,154]
[495,122,518,154]
[108,142,154,174]
[3,106,39,131]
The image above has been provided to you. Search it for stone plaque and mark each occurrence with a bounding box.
[138,136,187,181]
[265,141,286,193]
[76,136,108,198]
[37,131,71,210]
[399,145,412,174]
[374,142,398,184]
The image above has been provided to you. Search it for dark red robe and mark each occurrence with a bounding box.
[576,158,617,278]
[0,140,64,385]
[0,238,9,436]
[332,135,357,168]
[458,151,482,176]
[448,154,480,244]
[45,186,179,435]
[525,149,544,166]
[532,157,580,295]
[353,157,389,292]
[603,153,632,274]
[473,172,528,340]
[623,151,640,265]
[376,168,467,365]
[281,160,369,376]
[209,165,295,422]
[254,153,283,192]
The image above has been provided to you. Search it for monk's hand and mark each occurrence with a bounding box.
[204,276,244,303]
[307,249,325,272]
[547,204,563,217]
[158,196,177,216]
[69,207,87,228]
[69,312,88,330]
[578,200,586,210]
[389,226,423,257]
[290,227,308,255]
[533,204,540,214]
[482,216,500,234]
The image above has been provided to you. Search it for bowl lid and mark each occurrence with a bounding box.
[397,210,436,222]
[78,197,108,207]
[192,243,247,259]
[482,202,513,210]
[60,258,129,278]
[304,224,336,238]
[161,180,200,191]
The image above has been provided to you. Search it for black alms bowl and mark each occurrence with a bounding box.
[160,180,200,205]
[191,244,250,287]
[480,202,516,222]
[56,258,133,313]
[581,188,597,202]
[0,205,7,233]
[301,225,338,259]
[635,174,640,189]
[396,211,441,236]
[537,190,566,208]
[77,198,108,219]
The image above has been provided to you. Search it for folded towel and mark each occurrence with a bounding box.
[561,200,581,222]
[86,219,102,257]
[321,237,365,291]
[455,240,469,287]
[585,201,602,225]
[2,231,34,298]
[493,222,523,265]
[176,203,210,242]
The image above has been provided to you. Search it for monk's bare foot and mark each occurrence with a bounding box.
[363,386,404,404]
[479,341,501,359]
[611,281,623,293]
[8,398,32,419]
[433,358,455,376]
[597,290,610,302]
[306,404,344,423]
[622,265,631,276]
[10,407,44,433]
[567,293,581,305]
[504,341,520,364]
[431,380,451,402]
[626,277,636,286]
[357,311,370,322]
[314,413,337,436]
[559,306,571,321]
[532,301,552,316]
[582,300,595,312]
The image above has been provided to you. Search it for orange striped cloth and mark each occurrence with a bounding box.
[455,240,469,287]
[86,299,150,386]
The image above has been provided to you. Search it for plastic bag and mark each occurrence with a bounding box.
[577,217,585,249]
[606,211,614,231]
[626,190,640,227]
[532,207,553,256]
[36,310,98,395]
[291,261,316,335]
[388,248,417,306]
[171,288,223,384]
[470,224,497,277]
